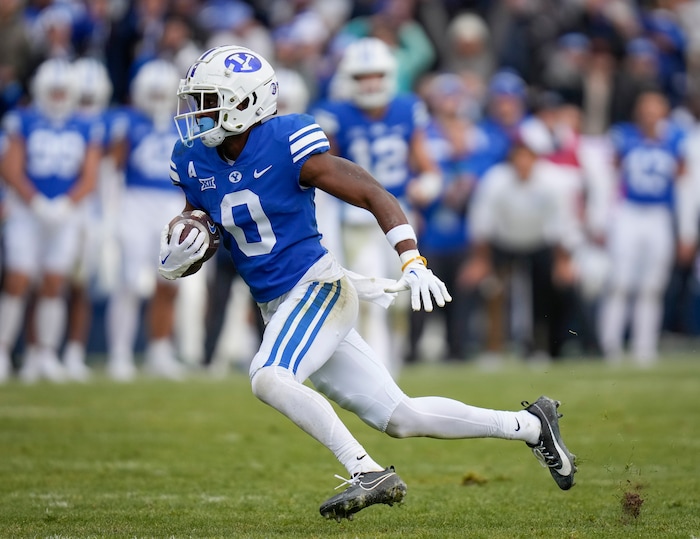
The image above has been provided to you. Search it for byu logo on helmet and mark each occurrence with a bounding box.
[224,53,262,72]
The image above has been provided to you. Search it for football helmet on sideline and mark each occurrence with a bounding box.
[131,60,180,128]
[175,45,278,147]
[30,58,78,120]
[334,38,397,110]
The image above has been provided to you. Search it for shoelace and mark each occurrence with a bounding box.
[531,442,559,469]
[521,400,563,469]
[333,474,359,490]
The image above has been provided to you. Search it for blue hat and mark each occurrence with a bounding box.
[626,38,659,60]
[488,70,526,99]
[557,33,590,52]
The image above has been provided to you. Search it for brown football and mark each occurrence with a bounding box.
[167,209,221,276]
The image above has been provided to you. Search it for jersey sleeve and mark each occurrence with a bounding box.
[286,114,331,169]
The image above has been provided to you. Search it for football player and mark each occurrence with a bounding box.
[160,45,577,520]
[106,59,187,381]
[598,90,687,365]
[311,37,442,374]
[0,58,102,383]
[59,57,116,381]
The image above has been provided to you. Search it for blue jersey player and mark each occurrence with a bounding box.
[599,90,687,365]
[160,45,577,521]
[311,38,441,374]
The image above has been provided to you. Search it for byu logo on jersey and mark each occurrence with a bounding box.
[229,170,243,183]
[224,53,262,72]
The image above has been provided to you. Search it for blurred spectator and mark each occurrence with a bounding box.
[643,7,686,107]
[0,58,102,383]
[478,69,529,166]
[460,134,582,362]
[0,0,31,119]
[202,0,274,63]
[442,12,495,85]
[132,13,202,79]
[598,90,687,366]
[408,73,483,363]
[542,33,591,107]
[609,38,663,125]
[29,3,77,67]
[339,0,436,92]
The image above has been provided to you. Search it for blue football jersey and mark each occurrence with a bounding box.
[418,120,491,253]
[611,121,685,205]
[312,95,428,200]
[119,108,181,191]
[170,114,330,303]
[2,107,102,198]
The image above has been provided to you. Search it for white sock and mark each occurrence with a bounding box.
[386,397,541,445]
[0,293,27,351]
[251,366,383,477]
[599,290,628,358]
[632,292,662,362]
[35,297,66,350]
[63,340,86,366]
[107,290,139,363]
[147,338,175,362]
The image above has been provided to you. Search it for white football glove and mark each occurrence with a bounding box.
[384,250,452,312]
[158,223,207,280]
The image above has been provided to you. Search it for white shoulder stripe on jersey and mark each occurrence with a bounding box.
[289,123,320,143]
[169,160,177,170]
[169,169,180,184]
[292,141,330,163]
[290,130,328,155]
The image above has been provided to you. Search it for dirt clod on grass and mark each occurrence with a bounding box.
[621,491,644,519]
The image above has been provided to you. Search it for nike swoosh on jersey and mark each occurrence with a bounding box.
[515,418,521,431]
[253,165,272,178]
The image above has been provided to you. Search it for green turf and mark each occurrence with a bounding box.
[1,356,699,538]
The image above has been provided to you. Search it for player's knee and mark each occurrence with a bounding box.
[384,399,416,439]
[250,365,291,404]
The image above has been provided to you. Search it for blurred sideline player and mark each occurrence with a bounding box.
[312,37,442,374]
[407,73,483,363]
[59,57,117,381]
[106,59,186,381]
[598,90,688,366]
[0,58,102,383]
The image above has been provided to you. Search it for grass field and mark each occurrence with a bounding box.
[1,355,699,538]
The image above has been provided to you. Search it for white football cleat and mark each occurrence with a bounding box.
[107,356,137,382]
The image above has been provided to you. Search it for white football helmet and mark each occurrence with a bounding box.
[175,45,278,147]
[30,58,78,120]
[131,59,180,127]
[73,57,113,115]
[335,37,397,110]
[275,68,309,115]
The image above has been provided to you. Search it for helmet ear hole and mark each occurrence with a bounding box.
[236,97,251,111]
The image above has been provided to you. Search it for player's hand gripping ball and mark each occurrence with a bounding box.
[167,210,220,276]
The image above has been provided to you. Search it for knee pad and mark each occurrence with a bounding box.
[250,366,292,404]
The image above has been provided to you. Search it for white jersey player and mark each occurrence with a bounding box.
[159,45,577,520]
[599,90,687,365]
[106,59,186,381]
[0,58,102,383]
